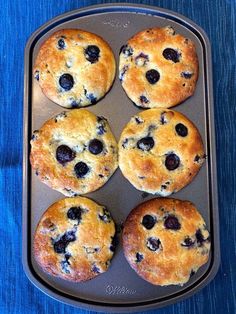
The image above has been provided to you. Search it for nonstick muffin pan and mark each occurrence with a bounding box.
[23,3,220,312]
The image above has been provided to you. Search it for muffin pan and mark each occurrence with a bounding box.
[23,3,220,312]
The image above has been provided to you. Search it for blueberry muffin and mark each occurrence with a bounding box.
[119,26,198,108]
[34,29,116,108]
[30,109,118,196]
[122,198,210,286]
[118,108,205,196]
[34,196,116,282]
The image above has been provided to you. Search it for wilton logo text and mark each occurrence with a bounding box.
[106,285,136,295]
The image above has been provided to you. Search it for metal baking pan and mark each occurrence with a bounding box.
[23,3,220,312]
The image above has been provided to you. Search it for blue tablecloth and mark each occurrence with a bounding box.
[1,0,235,313]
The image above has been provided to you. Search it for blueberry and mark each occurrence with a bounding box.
[119,45,125,54]
[140,95,149,104]
[142,215,156,229]
[97,125,106,135]
[34,70,39,81]
[175,123,188,137]
[145,69,160,84]
[190,270,196,277]
[119,44,133,56]
[110,234,118,252]
[65,253,71,261]
[87,93,97,104]
[59,74,74,91]
[160,112,167,124]
[60,253,71,273]
[84,88,97,104]
[137,137,154,151]
[85,45,100,63]
[57,38,66,50]
[164,215,181,230]
[122,138,129,149]
[61,258,71,273]
[99,208,111,223]
[53,231,76,254]
[74,162,89,178]
[54,111,67,122]
[67,207,82,222]
[96,117,107,136]
[181,237,195,247]
[135,53,149,66]
[165,153,180,170]
[89,139,103,155]
[181,71,193,79]
[56,145,76,164]
[135,253,143,263]
[119,65,129,82]
[31,130,39,141]
[70,100,81,108]
[54,239,67,254]
[196,229,205,246]
[64,230,76,242]
[135,116,143,124]
[194,155,201,162]
[92,264,100,273]
[146,237,161,251]
[163,48,180,63]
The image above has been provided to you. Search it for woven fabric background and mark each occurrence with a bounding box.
[1,0,235,313]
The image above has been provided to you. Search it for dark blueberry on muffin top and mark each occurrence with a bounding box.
[74,162,89,178]
[57,38,66,50]
[137,137,154,151]
[165,153,180,170]
[146,237,161,251]
[59,74,74,91]
[164,215,181,230]
[89,139,103,155]
[181,237,195,247]
[175,123,188,137]
[85,45,100,63]
[56,145,76,164]
[135,252,143,263]
[67,207,82,222]
[142,215,156,229]
[145,69,160,84]
[163,48,180,63]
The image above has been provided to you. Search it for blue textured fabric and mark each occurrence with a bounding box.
[1,0,235,313]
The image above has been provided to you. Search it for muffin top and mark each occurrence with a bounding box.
[34,29,116,108]
[122,198,210,286]
[119,108,205,196]
[30,109,118,196]
[119,26,198,108]
[34,196,116,282]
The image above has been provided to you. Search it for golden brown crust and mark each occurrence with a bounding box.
[118,108,205,196]
[34,196,116,282]
[119,26,198,108]
[30,109,118,196]
[122,198,210,286]
[34,29,116,108]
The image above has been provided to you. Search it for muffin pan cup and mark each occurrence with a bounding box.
[23,3,220,312]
